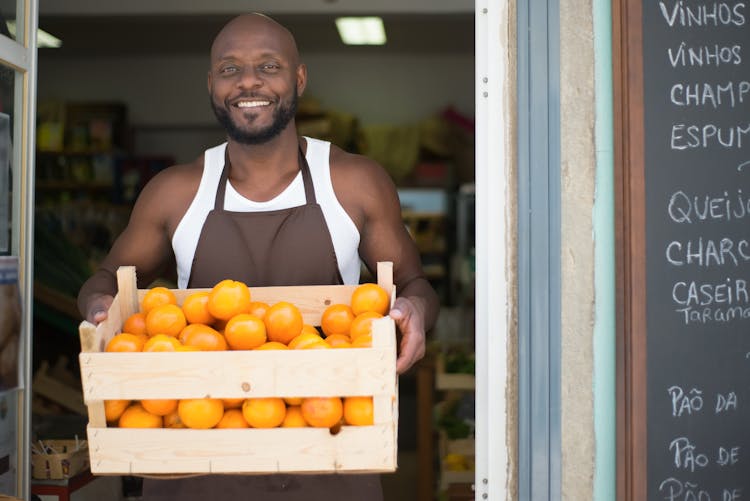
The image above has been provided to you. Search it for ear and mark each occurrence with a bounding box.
[296,63,307,96]
[207,70,213,95]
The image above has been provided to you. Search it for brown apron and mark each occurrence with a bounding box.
[187,148,343,288]
[142,147,383,500]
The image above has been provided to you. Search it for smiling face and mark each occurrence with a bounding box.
[208,14,306,145]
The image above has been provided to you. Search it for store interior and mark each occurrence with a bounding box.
[30,5,476,501]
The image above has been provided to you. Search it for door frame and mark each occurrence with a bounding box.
[474,0,513,498]
[0,0,38,498]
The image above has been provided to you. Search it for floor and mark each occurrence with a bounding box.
[33,451,424,501]
[381,450,420,501]
[31,355,434,501]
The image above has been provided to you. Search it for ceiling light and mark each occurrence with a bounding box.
[335,17,386,46]
[5,21,62,48]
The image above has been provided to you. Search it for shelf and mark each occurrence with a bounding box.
[440,470,474,490]
[36,181,113,191]
[440,436,475,457]
[435,354,475,391]
[436,372,475,391]
[34,281,81,321]
[424,264,446,280]
[37,149,121,156]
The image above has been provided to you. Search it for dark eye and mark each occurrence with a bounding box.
[219,65,239,75]
[260,63,280,72]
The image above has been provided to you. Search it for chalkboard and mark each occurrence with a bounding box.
[616,0,750,500]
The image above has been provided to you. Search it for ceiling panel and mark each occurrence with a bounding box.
[38,0,473,16]
[38,13,474,57]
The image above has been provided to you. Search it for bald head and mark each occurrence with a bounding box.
[211,13,300,66]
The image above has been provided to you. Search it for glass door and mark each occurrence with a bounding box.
[0,0,38,498]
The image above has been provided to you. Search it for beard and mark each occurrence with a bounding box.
[211,89,298,145]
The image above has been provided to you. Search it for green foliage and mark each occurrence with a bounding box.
[436,397,473,440]
[34,217,92,297]
[444,349,475,375]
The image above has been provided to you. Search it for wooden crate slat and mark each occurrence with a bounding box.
[88,426,396,474]
[87,400,106,428]
[79,293,125,354]
[116,266,139,319]
[80,343,396,401]
[376,262,395,309]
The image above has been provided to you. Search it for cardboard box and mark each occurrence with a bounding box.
[31,440,89,480]
[78,263,398,476]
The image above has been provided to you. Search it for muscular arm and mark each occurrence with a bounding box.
[331,148,440,373]
[77,162,201,322]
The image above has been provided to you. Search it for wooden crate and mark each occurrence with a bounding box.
[78,263,398,475]
[438,431,474,490]
[435,354,475,391]
[31,439,89,480]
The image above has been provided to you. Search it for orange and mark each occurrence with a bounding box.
[181,291,216,325]
[351,283,390,316]
[320,303,355,337]
[264,302,303,345]
[207,279,252,320]
[325,334,353,348]
[242,398,286,428]
[349,311,382,341]
[141,399,178,416]
[331,342,352,349]
[106,333,145,352]
[216,408,250,428]
[255,341,289,350]
[179,323,216,343]
[248,301,270,319]
[141,286,177,315]
[301,340,331,350]
[178,398,225,429]
[104,399,130,423]
[122,312,148,337]
[222,398,246,409]
[351,333,372,348]
[301,324,321,336]
[163,410,185,428]
[282,406,308,428]
[301,397,343,428]
[143,334,182,352]
[177,344,201,352]
[284,397,303,406]
[343,396,374,426]
[145,303,187,337]
[288,331,323,350]
[180,324,227,351]
[118,403,163,428]
[224,314,267,350]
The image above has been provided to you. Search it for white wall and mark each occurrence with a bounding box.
[38,51,474,162]
[302,52,474,125]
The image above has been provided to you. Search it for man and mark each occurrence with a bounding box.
[78,12,439,501]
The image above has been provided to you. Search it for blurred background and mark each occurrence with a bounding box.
[29,2,476,500]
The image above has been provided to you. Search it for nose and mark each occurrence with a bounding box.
[237,67,263,90]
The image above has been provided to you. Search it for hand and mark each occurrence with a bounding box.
[86,294,114,324]
[389,296,426,374]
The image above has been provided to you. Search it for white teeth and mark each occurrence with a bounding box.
[236,101,270,108]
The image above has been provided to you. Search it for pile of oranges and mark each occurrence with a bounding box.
[103,279,391,431]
